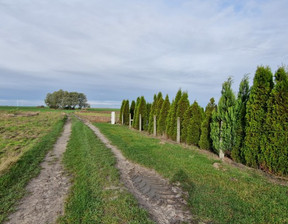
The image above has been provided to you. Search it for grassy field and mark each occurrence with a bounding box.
[0,110,64,173]
[0,106,120,113]
[0,115,66,223]
[75,110,120,123]
[59,117,153,224]
[95,123,288,224]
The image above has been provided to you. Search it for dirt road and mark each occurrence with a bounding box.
[6,119,72,224]
[83,119,195,224]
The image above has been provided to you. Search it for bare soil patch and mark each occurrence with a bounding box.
[82,119,195,224]
[5,119,72,224]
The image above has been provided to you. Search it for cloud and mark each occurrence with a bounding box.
[0,0,287,107]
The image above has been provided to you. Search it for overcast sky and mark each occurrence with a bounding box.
[0,0,287,108]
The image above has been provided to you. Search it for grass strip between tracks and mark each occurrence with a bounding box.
[58,117,153,224]
[95,123,288,224]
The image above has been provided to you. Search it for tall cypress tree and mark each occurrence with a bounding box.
[166,99,174,135]
[176,92,190,142]
[156,92,164,119]
[199,98,216,150]
[182,105,193,143]
[187,101,203,145]
[123,100,130,125]
[130,100,136,120]
[119,99,126,124]
[210,77,236,155]
[148,94,157,134]
[263,67,288,174]
[158,94,170,135]
[133,96,147,130]
[243,66,273,168]
[167,89,182,140]
[231,75,250,162]
[145,103,152,131]
[133,97,140,128]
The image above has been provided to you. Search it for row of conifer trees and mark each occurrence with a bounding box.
[119,66,288,175]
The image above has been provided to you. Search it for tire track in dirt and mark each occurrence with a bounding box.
[6,118,72,224]
[82,119,196,224]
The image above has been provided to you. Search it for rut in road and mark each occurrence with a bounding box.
[6,118,72,224]
[83,119,196,224]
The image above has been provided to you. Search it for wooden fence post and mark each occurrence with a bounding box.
[177,117,180,143]
[153,115,157,136]
[139,114,142,132]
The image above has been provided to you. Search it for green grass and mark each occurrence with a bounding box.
[58,117,153,224]
[0,116,66,223]
[95,123,288,224]
[0,106,120,113]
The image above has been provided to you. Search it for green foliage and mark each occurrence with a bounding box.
[133,96,147,131]
[263,67,288,174]
[132,97,140,128]
[130,100,136,119]
[119,99,125,124]
[182,105,192,143]
[211,77,236,154]
[157,94,170,135]
[244,66,274,168]
[45,89,89,109]
[145,103,152,131]
[199,98,216,150]
[123,100,130,125]
[186,101,203,145]
[156,92,164,119]
[148,94,158,134]
[231,75,250,163]
[176,92,190,142]
[166,89,182,140]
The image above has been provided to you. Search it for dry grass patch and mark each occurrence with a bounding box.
[0,111,64,173]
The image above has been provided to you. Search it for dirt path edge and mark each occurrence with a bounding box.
[81,118,196,224]
[6,118,72,224]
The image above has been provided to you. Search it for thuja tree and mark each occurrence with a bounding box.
[199,98,216,150]
[263,67,288,174]
[158,94,170,135]
[145,103,152,131]
[156,92,164,119]
[166,89,182,140]
[130,100,136,119]
[182,105,193,143]
[231,75,250,162]
[133,96,147,130]
[148,92,164,134]
[176,92,190,142]
[187,101,203,145]
[243,66,273,168]
[119,99,126,124]
[123,100,130,125]
[148,94,157,134]
[210,77,236,155]
[132,97,140,128]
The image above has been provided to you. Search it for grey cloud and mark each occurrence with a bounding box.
[0,0,287,108]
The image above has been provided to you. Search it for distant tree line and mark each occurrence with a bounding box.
[120,65,288,175]
[45,89,89,109]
